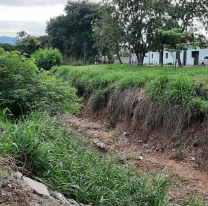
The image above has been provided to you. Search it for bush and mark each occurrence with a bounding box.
[32,48,63,70]
[0,48,81,115]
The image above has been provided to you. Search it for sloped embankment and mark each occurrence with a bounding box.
[53,64,208,171]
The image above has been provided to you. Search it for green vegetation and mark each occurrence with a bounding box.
[46,0,100,62]
[32,48,63,70]
[0,43,16,52]
[0,112,168,206]
[0,49,207,205]
[0,48,81,115]
[95,0,208,66]
[52,64,208,112]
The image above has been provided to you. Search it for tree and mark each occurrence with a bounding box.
[165,0,208,66]
[157,28,186,67]
[0,43,16,52]
[15,31,41,55]
[104,0,168,65]
[93,5,125,64]
[36,35,52,49]
[46,0,100,62]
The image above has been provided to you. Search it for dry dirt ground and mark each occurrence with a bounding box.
[60,112,208,205]
[0,157,87,206]
[0,157,70,206]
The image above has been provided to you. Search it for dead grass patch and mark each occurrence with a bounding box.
[107,87,140,123]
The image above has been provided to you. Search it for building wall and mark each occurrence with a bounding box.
[129,47,208,65]
[114,56,131,64]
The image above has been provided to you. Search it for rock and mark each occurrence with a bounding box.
[13,172,23,179]
[67,198,80,206]
[97,142,105,149]
[138,156,144,160]
[32,203,40,206]
[118,155,125,163]
[23,177,50,196]
[92,138,99,144]
[48,196,56,202]
[50,191,77,205]
[123,132,127,137]
[191,157,196,161]
[56,192,71,205]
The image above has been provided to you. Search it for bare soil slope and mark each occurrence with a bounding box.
[60,111,208,204]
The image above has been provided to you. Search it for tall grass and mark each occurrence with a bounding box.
[0,112,168,206]
[52,64,208,113]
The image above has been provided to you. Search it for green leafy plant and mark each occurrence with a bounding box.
[32,48,63,70]
[0,48,81,115]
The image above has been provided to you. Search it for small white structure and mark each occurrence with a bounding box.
[130,47,208,66]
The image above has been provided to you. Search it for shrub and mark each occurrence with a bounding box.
[0,48,81,115]
[32,48,63,70]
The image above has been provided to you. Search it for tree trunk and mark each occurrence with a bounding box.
[116,53,122,64]
[136,53,141,65]
[140,54,145,65]
[183,50,187,66]
[176,51,182,67]
[159,50,164,66]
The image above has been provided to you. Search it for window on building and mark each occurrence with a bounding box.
[152,54,153,58]
[166,53,168,58]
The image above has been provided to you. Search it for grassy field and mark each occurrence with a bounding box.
[52,64,208,113]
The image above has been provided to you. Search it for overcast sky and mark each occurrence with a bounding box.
[0,0,99,37]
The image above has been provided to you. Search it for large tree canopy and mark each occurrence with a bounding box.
[46,0,100,62]
[102,0,170,65]
[96,0,208,66]
[93,5,125,64]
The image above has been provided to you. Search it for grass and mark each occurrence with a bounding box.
[52,64,208,113]
[0,112,169,206]
[0,112,206,205]
[0,63,207,205]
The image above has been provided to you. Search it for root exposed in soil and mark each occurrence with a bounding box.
[87,87,201,136]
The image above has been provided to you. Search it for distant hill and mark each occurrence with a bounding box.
[0,36,15,45]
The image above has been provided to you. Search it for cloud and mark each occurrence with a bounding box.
[0,0,101,37]
[0,20,47,37]
[0,0,100,7]
[0,0,68,7]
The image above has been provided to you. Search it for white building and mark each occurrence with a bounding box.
[130,47,208,66]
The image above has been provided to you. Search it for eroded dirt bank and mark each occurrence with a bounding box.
[60,108,208,204]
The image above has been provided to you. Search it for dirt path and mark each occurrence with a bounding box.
[60,113,208,204]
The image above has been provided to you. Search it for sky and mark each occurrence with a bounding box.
[0,0,99,38]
